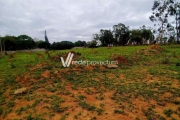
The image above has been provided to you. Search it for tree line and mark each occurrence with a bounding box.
[92,0,180,46]
[93,24,154,46]
[0,35,87,51]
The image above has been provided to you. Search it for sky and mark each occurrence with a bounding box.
[0,0,155,43]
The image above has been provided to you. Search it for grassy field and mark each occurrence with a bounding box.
[0,45,180,120]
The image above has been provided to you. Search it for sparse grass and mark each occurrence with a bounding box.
[164,109,173,117]
[96,108,104,115]
[7,101,15,107]
[0,45,180,119]
[114,109,125,114]
[16,107,25,115]
[78,94,86,101]
[78,101,96,111]
[50,95,67,113]
[60,112,69,120]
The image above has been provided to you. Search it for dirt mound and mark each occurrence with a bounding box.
[110,54,127,65]
[113,55,127,64]
[149,44,162,51]
[134,45,163,56]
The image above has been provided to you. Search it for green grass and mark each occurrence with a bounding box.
[0,52,48,83]
[0,45,180,119]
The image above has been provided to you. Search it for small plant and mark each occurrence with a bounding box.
[10,63,16,68]
[114,109,125,114]
[0,96,6,105]
[96,108,104,115]
[32,98,42,107]
[100,103,104,108]
[90,116,97,120]
[164,109,173,117]
[7,101,15,107]
[25,94,33,101]
[50,96,67,113]
[27,113,33,120]
[60,112,69,120]
[78,101,96,111]
[173,100,180,105]
[74,112,82,119]
[78,95,86,101]
[159,116,166,120]
[162,55,170,64]
[16,107,24,115]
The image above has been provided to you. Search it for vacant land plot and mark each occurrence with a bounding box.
[0,45,180,120]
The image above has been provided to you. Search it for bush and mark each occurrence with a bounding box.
[38,41,50,49]
[87,40,98,48]
[51,41,74,50]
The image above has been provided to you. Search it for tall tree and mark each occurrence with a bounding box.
[74,40,87,47]
[149,0,172,44]
[130,29,143,45]
[113,23,130,46]
[87,40,97,48]
[17,35,35,49]
[93,29,114,46]
[168,0,180,43]
[99,29,114,46]
[51,41,74,50]
[139,25,154,44]
[2,35,17,50]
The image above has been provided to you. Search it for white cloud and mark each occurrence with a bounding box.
[0,0,154,43]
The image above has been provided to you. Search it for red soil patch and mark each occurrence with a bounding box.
[41,70,50,78]
[30,62,47,71]
[84,65,94,71]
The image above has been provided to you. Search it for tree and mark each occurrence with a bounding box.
[168,0,180,43]
[139,25,154,44]
[92,30,114,46]
[101,29,114,46]
[74,40,87,47]
[130,29,143,45]
[36,40,50,49]
[149,0,172,44]
[17,35,36,49]
[99,29,114,46]
[51,41,74,50]
[113,23,130,46]
[168,35,175,43]
[87,40,97,48]
[2,35,17,50]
